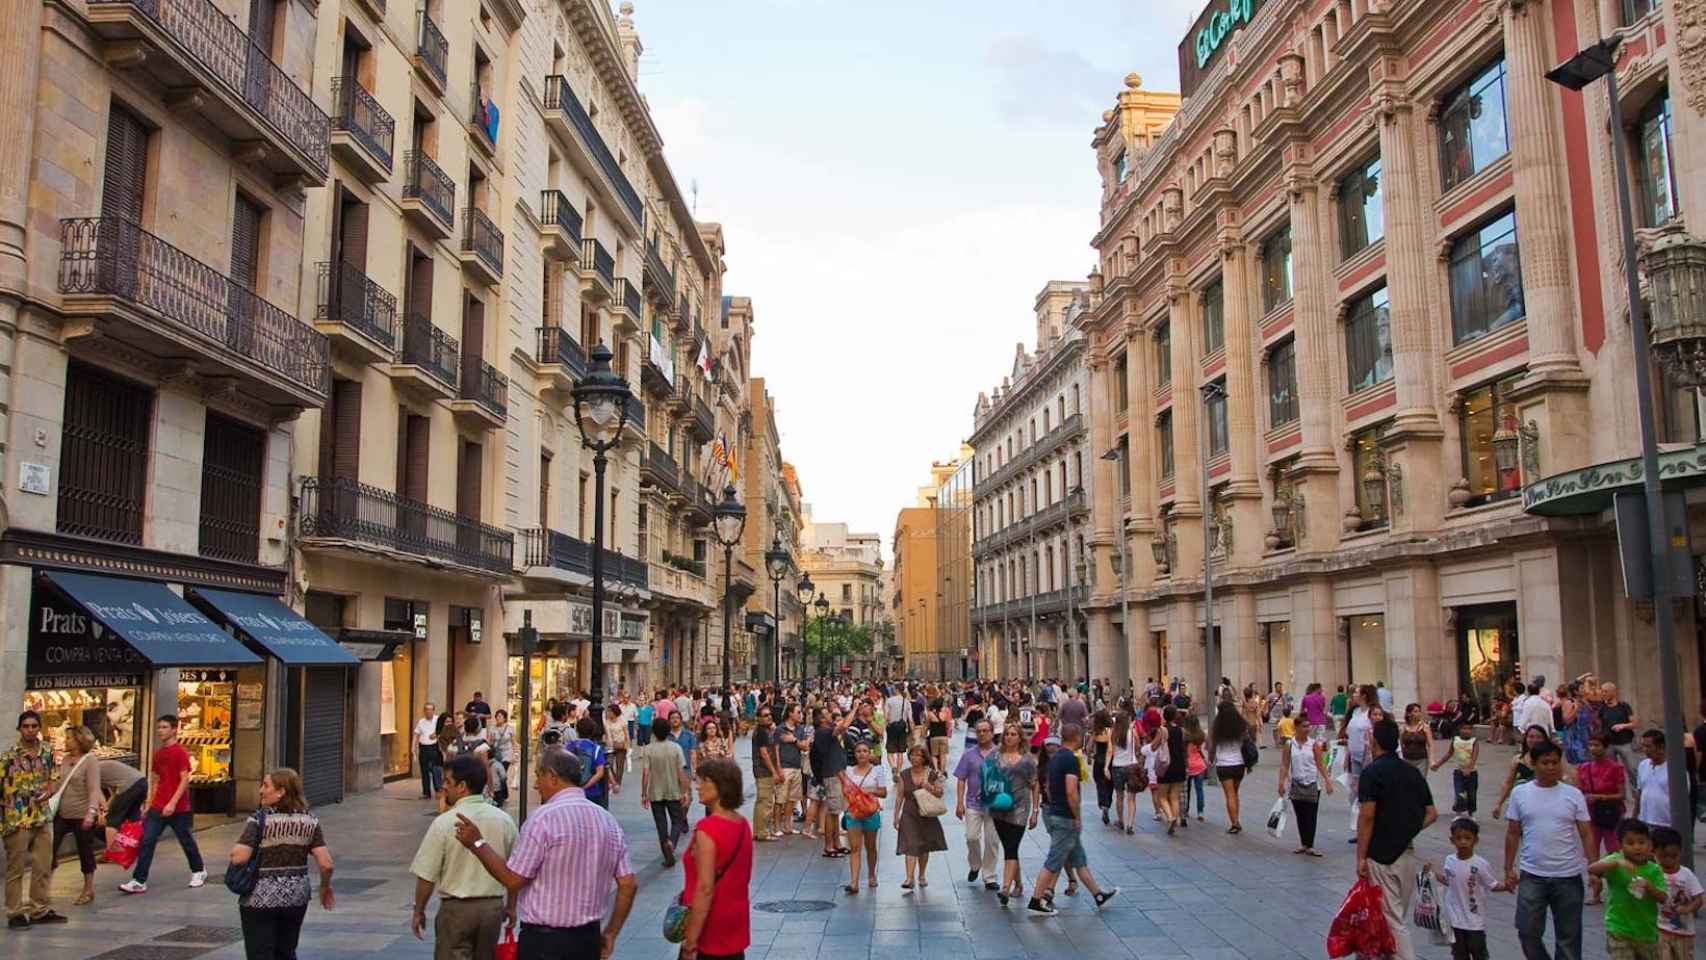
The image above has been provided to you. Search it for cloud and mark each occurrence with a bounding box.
[984,35,1121,128]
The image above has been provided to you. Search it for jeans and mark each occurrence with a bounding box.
[636,723,652,746]
[419,744,443,797]
[1041,814,1087,872]
[650,799,687,851]
[131,810,205,884]
[239,904,307,960]
[1516,872,1584,960]
[1451,928,1489,960]
[518,921,599,960]
[1186,774,1206,814]
[1453,769,1479,815]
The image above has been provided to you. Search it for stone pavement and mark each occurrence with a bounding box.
[2,733,1628,960]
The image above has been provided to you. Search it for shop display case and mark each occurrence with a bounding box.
[22,686,141,765]
[177,671,235,813]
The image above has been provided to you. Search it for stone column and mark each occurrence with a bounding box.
[1088,608,1119,686]
[1126,602,1154,692]
[0,563,29,753]
[1124,319,1155,528]
[1284,170,1343,549]
[1218,228,1265,566]
[1228,590,1261,688]
[1290,577,1344,692]
[1088,352,1120,592]
[1381,562,1441,708]
[1166,268,1204,579]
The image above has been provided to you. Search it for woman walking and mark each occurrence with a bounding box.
[486,710,514,806]
[227,769,334,960]
[1240,685,1264,744]
[1400,704,1433,775]
[1491,724,1549,818]
[1182,714,1208,825]
[47,725,102,906]
[1089,710,1114,824]
[894,745,946,891]
[842,742,889,893]
[604,704,629,790]
[1207,700,1249,833]
[1152,706,1187,836]
[1277,718,1332,856]
[698,718,733,763]
[1557,685,1589,766]
[1108,709,1140,834]
[928,699,952,774]
[989,725,1039,906]
[1573,733,1626,904]
[679,757,753,960]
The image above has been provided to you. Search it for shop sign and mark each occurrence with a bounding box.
[1176,0,1264,98]
[470,613,482,644]
[1522,444,1706,515]
[180,669,236,683]
[621,617,644,640]
[413,612,428,639]
[567,602,623,639]
[27,587,147,688]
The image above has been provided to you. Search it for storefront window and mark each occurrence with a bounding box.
[1201,281,1225,356]
[1448,209,1525,344]
[1439,59,1510,191]
[176,669,236,812]
[383,597,425,779]
[23,686,142,762]
[1261,226,1293,312]
[1264,621,1292,692]
[1347,614,1388,687]
[506,652,581,740]
[1638,92,1678,226]
[1345,286,1393,392]
[1268,339,1298,427]
[1153,631,1169,687]
[1337,156,1384,258]
[1458,374,1525,505]
[1456,603,1519,712]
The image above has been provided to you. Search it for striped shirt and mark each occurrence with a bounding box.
[506,786,633,928]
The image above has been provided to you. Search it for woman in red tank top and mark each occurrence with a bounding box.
[681,757,753,960]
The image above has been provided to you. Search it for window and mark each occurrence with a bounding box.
[1448,209,1525,344]
[1117,437,1131,496]
[1621,0,1658,25]
[1200,281,1225,355]
[58,363,151,545]
[1156,324,1172,385]
[842,583,852,603]
[1337,156,1384,257]
[1344,285,1393,392]
[199,413,265,563]
[1439,59,1510,191]
[1637,93,1678,226]
[1042,409,1051,433]
[1206,380,1229,457]
[1157,412,1174,480]
[1114,355,1128,411]
[1112,148,1128,182]
[1268,339,1298,427]
[1260,226,1292,312]
[539,451,552,527]
[1457,374,1526,505]
[1350,426,1389,524]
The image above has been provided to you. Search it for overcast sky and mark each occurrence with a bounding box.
[632,0,1201,554]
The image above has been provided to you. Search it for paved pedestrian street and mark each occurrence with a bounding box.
[5,736,1624,960]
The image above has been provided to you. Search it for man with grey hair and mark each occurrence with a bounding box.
[454,747,636,959]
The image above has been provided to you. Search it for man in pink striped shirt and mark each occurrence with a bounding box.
[455,747,637,959]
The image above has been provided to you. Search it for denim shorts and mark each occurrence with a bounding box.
[1042,814,1086,872]
[843,811,881,832]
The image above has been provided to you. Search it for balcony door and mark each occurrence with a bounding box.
[396,409,430,543]
[456,439,483,557]
[101,105,148,297]
[316,378,362,526]
[461,294,485,396]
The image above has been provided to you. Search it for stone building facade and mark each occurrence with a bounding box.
[1082,0,1706,716]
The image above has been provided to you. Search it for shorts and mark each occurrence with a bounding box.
[1041,813,1087,872]
[842,811,881,832]
[1215,765,1246,786]
[823,776,848,816]
[1111,764,1143,792]
[929,736,950,758]
[886,728,910,754]
[1658,933,1692,960]
[1607,933,1662,960]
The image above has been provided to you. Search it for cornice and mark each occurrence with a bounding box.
[563,0,663,161]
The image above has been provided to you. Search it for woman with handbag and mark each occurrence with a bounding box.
[894,744,947,890]
[840,742,890,894]
[1277,714,1333,856]
[674,757,752,960]
[226,769,334,960]
[47,725,102,906]
[988,725,1039,906]
[1207,701,1249,834]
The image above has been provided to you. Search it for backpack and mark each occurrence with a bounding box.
[979,752,1014,810]
[568,739,603,792]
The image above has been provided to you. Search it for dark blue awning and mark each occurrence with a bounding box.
[188,589,359,666]
[42,572,261,667]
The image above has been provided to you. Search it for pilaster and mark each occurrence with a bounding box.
[1219,226,1266,566]
[1283,166,1343,550]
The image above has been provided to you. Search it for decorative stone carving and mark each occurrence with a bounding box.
[1388,462,1404,518]
[1371,90,1408,124]
[1284,169,1313,199]
[1518,420,1541,482]
[1278,53,1306,107]
[1448,477,1472,508]
[1212,128,1238,179]
[1342,506,1364,533]
[1679,0,1706,132]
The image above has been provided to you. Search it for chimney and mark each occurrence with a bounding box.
[617,2,642,81]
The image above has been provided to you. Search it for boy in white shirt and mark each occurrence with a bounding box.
[1655,826,1704,960]
[1141,741,1163,822]
[1426,817,1502,960]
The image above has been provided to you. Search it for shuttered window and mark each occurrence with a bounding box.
[231,195,263,289]
[399,412,430,502]
[199,412,265,562]
[457,440,482,519]
[102,105,148,223]
[317,378,362,481]
[539,451,552,528]
[461,296,485,387]
[58,362,152,544]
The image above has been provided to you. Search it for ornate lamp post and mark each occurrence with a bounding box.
[764,532,792,685]
[570,343,632,731]
[814,593,830,680]
[796,572,815,683]
[711,484,747,710]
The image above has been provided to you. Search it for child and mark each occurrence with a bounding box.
[1587,819,1670,959]
[1425,818,1499,960]
[1183,714,1208,824]
[1433,721,1480,819]
[1140,738,1163,822]
[1276,707,1297,743]
[1654,826,1704,960]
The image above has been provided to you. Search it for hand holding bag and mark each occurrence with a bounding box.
[105,818,143,869]
[1265,797,1288,837]
[494,925,519,960]
[841,770,881,820]
[912,770,946,818]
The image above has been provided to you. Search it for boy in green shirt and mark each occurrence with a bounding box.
[1588,819,1669,959]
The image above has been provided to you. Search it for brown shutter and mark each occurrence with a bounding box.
[318,382,338,481]
[457,440,482,519]
[250,0,277,54]
[340,197,369,269]
[230,195,262,289]
[408,248,433,319]
[394,405,408,494]
[539,452,552,528]
[102,105,147,223]
[404,414,430,502]
[461,295,485,380]
[333,378,362,481]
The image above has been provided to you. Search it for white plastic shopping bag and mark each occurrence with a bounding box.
[1266,797,1288,838]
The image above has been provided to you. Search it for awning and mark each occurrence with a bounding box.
[187,589,358,666]
[41,572,261,667]
[1522,442,1706,516]
[335,629,410,661]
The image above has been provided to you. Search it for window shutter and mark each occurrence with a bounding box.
[102,105,147,223]
[404,414,431,503]
[408,248,433,319]
[461,296,485,391]
[457,440,482,520]
[340,197,369,269]
[540,452,552,528]
[317,384,338,481]
[333,378,362,481]
[230,194,262,290]
[249,0,277,55]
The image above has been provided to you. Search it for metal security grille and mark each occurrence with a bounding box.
[58,363,151,544]
[300,667,345,806]
[198,413,265,562]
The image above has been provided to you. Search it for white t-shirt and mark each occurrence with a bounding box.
[1660,865,1704,936]
[1112,735,1139,769]
[1346,710,1373,762]
[1213,740,1245,768]
[884,695,908,726]
[1519,696,1554,734]
[619,701,637,723]
[1504,781,1590,878]
[1637,759,1673,827]
[846,762,891,794]
[415,717,438,746]
[1141,743,1158,780]
[1439,853,1495,931]
[988,706,1007,734]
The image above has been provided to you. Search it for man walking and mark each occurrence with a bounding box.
[954,719,1000,890]
[1636,729,1673,828]
[1058,688,1090,732]
[2,711,65,929]
[454,747,638,959]
[416,703,442,798]
[1503,738,1593,960]
[119,716,206,895]
[637,718,689,866]
[411,755,517,959]
[1356,717,1437,960]
[1028,725,1118,915]
[751,707,781,841]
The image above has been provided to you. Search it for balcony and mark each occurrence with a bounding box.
[401,151,455,239]
[412,9,448,93]
[642,441,681,495]
[328,77,393,183]
[621,392,646,440]
[539,190,582,262]
[644,237,676,306]
[300,476,513,575]
[388,311,458,401]
[688,392,715,442]
[641,337,674,398]
[535,326,586,395]
[684,481,714,524]
[314,260,396,363]
[451,359,507,430]
[459,206,504,285]
[87,0,329,184]
[613,278,642,336]
[519,528,648,589]
[468,82,498,158]
[579,238,613,301]
[541,75,645,230]
[58,217,328,407]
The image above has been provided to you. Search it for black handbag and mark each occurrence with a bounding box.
[1241,735,1260,770]
[224,808,267,896]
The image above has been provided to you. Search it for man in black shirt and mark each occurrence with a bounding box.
[751,707,780,841]
[1028,724,1118,915]
[811,709,851,858]
[1598,683,1639,791]
[1356,717,1437,960]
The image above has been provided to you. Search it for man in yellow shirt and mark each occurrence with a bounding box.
[411,755,517,959]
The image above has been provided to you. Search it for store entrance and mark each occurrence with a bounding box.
[1455,603,1519,713]
[383,598,427,780]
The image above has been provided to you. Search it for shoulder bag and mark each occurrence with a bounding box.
[224,808,268,896]
[46,751,92,822]
[841,769,881,820]
[664,819,749,943]
[912,770,947,818]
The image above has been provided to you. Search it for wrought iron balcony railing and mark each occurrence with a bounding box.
[301,476,513,573]
[541,75,645,226]
[414,10,448,88]
[645,236,675,297]
[59,217,328,397]
[461,359,508,419]
[582,238,614,289]
[539,189,582,244]
[644,442,680,492]
[618,278,642,319]
[403,151,455,228]
[330,77,393,170]
[520,527,648,588]
[399,311,458,389]
[461,206,504,278]
[315,260,397,351]
[535,326,586,380]
[623,392,646,432]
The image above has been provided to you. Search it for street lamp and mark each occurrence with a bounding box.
[711,484,747,712]
[1548,34,1697,860]
[814,593,830,679]
[796,572,815,683]
[571,342,632,731]
[764,532,792,685]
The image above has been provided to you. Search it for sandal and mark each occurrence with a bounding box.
[901,882,914,891]
[844,885,859,895]
[73,892,94,906]
[1306,849,1324,858]
[822,850,847,859]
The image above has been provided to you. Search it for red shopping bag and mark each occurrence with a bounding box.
[105,819,143,870]
[1326,878,1397,959]
[494,924,518,960]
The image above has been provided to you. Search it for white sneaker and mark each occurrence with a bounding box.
[118,880,147,895]
[188,871,207,888]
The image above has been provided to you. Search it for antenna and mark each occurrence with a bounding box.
[690,178,700,213]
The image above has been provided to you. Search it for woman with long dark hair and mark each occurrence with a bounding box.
[1207,700,1249,833]
[1152,706,1187,835]
[1492,724,1551,819]
[1107,708,1140,833]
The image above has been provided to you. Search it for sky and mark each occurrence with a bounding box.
[630,0,1202,553]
